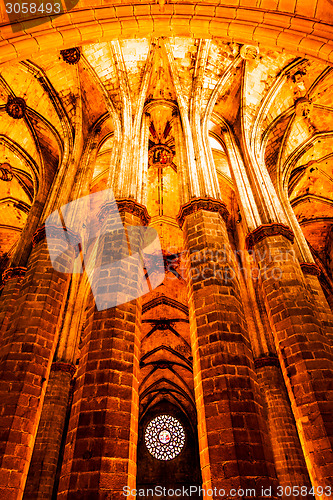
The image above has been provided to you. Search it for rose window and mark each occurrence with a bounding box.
[145,414,185,460]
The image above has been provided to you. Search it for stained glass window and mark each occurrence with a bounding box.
[145,414,185,460]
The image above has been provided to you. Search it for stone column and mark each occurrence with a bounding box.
[0,267,26,336]
[171,111,190,206]
[163,39,201,200]
[300,263,333,346]
[57,201,149,500]
[189,39,220,200]
[255,357,312,499]
[10,198,47,270]
[178,199,278,499]
[0,228,74,500]
[235,226,312,496]
[23,363,76,500]
[246,224,333,497]
[219,120,320,493]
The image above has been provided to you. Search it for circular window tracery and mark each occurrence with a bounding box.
[145,414,185,461]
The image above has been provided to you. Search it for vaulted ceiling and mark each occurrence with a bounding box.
[1,38,331,267]
[0,35,333,424]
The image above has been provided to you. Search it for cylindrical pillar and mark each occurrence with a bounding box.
[23,363,76,500]
[300,263,333,346]
[0,229,73,500]
[0,267,26,337]
[235,225,313,495]
[255,357,312,499]
[178,199,278,499]
[57,202,148,500]
[246,224,333,497]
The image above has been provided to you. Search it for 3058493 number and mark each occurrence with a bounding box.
[276,485,332,496]
[5,3,61,14]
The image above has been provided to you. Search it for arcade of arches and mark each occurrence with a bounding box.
[0,3,332,500]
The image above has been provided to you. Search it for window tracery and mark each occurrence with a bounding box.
[145,414,185,460]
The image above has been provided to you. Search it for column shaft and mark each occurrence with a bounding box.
[0,235,72,500]
[23,365,75,500]
[256,359,312,499]
[248,226,333,495]
[179,201,278,499]
[0,268,26,338]
[57,208,143,500]
[301,266,333,346]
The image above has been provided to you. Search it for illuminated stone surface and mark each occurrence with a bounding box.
[0,4,331,499]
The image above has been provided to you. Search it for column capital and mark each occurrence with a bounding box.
[98,198,151,226]
[176,197,229,229]
[51,362,76,378]
[299,262,321,277]
[2,266,27,284]
[245,223,294,250]
[32,224,80,253]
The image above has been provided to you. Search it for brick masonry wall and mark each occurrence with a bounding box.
[182,208,278,499]
[0,276,25,341]
[254,233,333,496]
[23,368,74,499]
[303,273,333,347]
[0,238,73,500]
[57,210,142,500]
[256,363,312,499]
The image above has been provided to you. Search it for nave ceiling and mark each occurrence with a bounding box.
[0,36,332,285]
[0,36,332,468]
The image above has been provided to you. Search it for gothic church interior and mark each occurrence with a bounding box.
[0,5,332,500]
